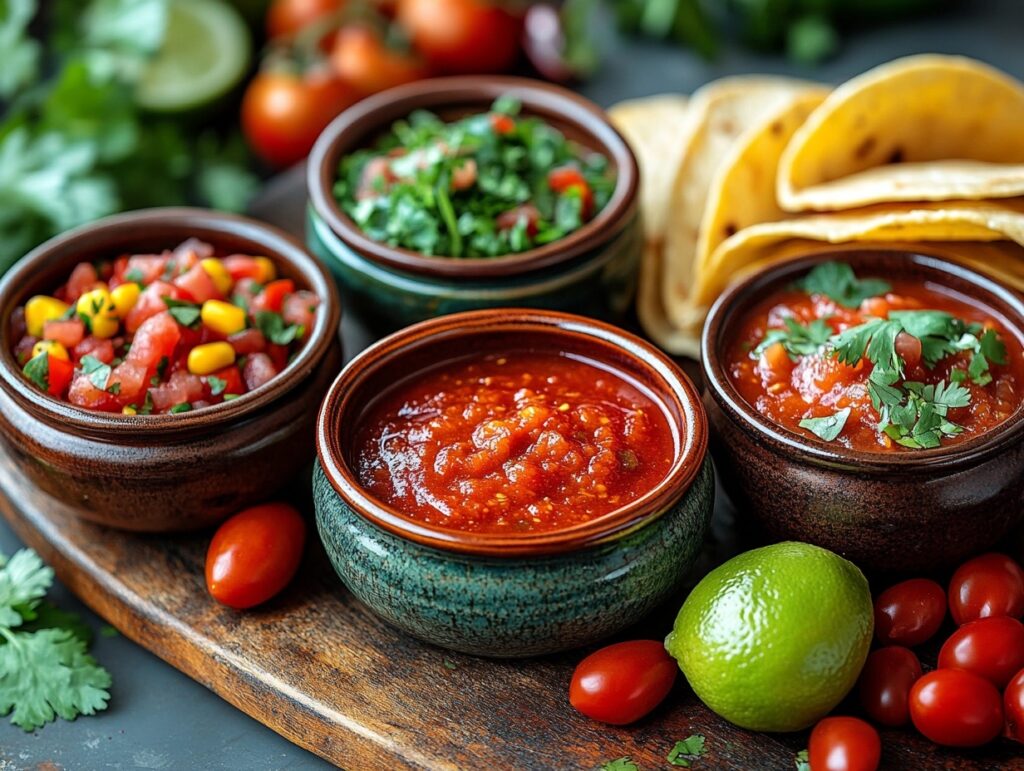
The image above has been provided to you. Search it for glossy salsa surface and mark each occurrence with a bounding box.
[727,264,1024,452]
[10,238,320,415]
[353,350,675,534]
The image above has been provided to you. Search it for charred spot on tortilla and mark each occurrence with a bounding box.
[888,147,904,164]
[723,222,738,237]
[769,121,783,136]
[854,136,876,160]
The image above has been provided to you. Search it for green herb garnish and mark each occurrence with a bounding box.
[795,749,810,771]
[255,311,304,346]
[798,407,852,442]
[600,759,639,771]
[80,355,111,390]
[797,262,891,308]
[22,352,49,390]
[169,403,191,414]
[207,375,227,396]
[667,734,707,767]
[222,393,240,401]
[162,297,201,327]
[753,317,832,360]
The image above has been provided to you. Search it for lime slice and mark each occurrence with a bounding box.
[135,0,252,113]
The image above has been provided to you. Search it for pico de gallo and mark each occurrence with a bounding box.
[727,262,1024,451]
[9,239,320,415]
[353,350,674,534]
[333,96,615,258]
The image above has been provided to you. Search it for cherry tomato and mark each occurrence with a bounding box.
[242,71,358,168]
[330,25,429,96]
[857,646,923,727]
[267,0,344,39]
[568,640,677,725]
[873,577,946,646]
[949,552,1024,625]
[397,0,522,74]
[808,716,881,771]
[909,669,1004,747]
[206,502,306,609]
[1006,668,1024,742]
[938,616,1024,688]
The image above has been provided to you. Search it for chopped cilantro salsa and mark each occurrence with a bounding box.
[728,262,1022,451]
[333,96,615,258]
[10,240,319,415]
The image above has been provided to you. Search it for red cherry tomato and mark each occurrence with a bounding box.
[241,71,358,168]
[396,0,522,74]
[206,502,306,609]
[938,616,1024,688]
[330,25,429,96]
[1005,668,1024,742]
[909,669,1004,747]
[808,716,881,771]
[267,0,344,39]
[873,578,946,646]
[857,646,923,727]
[949,553,1024,625]
[568,640,677,725]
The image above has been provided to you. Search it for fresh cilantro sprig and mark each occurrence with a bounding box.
[255,311,304,346]
[667,734,706,767]
[162,296,201,328]
[796,262,891,308]
[0,549,111,731]
[798,407,851,442]
[753,317,832,360]
[600,759,638,771]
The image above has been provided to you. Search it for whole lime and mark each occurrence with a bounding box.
[665,541,873,732]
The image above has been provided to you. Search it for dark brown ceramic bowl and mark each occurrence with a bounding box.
[702,248,1024,572]
[0,208,343,532]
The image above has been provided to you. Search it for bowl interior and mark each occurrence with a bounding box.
[308,76,639,280]
[0,207,340,434]
[702,247,1024,468]
[319,310,706,557]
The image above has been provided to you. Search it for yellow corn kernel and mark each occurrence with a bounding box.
[122,405,137,416]
[24,296,70,337]
[187,341,235,376]
[200,300,246,336]
[201,258,232,295]
[254,256,277,284]
[31,340,69,361]
[76,287,119,339]
[110,282,141,317]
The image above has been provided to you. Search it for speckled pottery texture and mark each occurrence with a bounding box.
[702,248,1024,573]
[313,457,714,657]
[306,205,641,330]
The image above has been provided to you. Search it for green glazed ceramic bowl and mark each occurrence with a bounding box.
[313,309,713,657]
[306,77,641,332]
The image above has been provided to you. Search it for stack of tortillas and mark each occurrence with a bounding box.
[609,54,1024,357]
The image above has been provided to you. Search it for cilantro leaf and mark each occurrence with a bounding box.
[798,407,851,442]
[80,354,111,390]
[600,759,638,771]
[667,734,707,767]
[753,317,832,359]
[255,311,304,346]
[162,296,201,327]
[20,601,94,647]
[0,550,53,628]
[796,262,891,308]
[22,351,50,391]
[795,749,810,771]
[207,375,227,396]
[830,317,884,367]
[0,0,41,100]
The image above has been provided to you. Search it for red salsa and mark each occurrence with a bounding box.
[727,262,1023,452]
[10,239,320,415]
[354,351,675,534]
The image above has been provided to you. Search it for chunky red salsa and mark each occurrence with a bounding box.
[354,351,674,534]
[10,239,319,415]
[727,262,1023,452]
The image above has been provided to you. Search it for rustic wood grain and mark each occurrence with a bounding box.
[1,446,1022,770]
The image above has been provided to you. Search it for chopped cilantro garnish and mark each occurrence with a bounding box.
[162,297,201,327]
[139,391,154,415]
[794,749,810,771]
[22,352,49,390]
[207,375,227,396]
[799,408,851,442]
[667,735,707,767]
[222,394,240,401]
[169,403,192,414]
[123,268,144,284]
[600,759,638,771]
[753,317,832,360]
[796,262,891,308]
[255,311,304,345]
[79,355,111,390]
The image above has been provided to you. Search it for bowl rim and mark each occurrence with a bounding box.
[307,75,639,280]
[701,247,1024,472]
[316,308,708,558]
[0,207,342,437]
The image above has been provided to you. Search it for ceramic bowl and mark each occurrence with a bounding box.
[306,77,641,332]
[702,248,1024,572]
[0,208,343,532]
[314,309,712,657]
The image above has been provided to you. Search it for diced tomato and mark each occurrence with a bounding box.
[267,343,290,371]
[110,256,130,285]
[125,281,184,333]
[548,166,595,219]
[150,369,204,412]
[490,113,516,135]
[252,279,295,315]
[232,278,262,311]
[124,254,169,286]
[450,159,477,191]
[222,255,262,283]
[108,360,147,403]
[242,353,278,391]
[206,365,245,398]
[43,319,85,349]
[227,328,267,356]
[73,337,115,365]
[46,356,74,398]
[68,374,119,411]
[66,263,100,303]
[174,263,221,303]
[175,237,214,264]
[496,204,540,236]
[127,311,181,370]
[282,290,319,334]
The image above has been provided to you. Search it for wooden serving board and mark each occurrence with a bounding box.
[1,446,1021,770]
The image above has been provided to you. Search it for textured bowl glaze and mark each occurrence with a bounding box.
[0,208,343,532]
[702,248,1024,572]
[314,309,712,656]
[306,77,641,332]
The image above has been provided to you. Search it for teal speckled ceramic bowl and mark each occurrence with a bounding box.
[306,77,641,332]
[313,310,713,657]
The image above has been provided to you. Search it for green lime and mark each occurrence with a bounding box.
[665,541,873,732]
[135,0,252,113]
